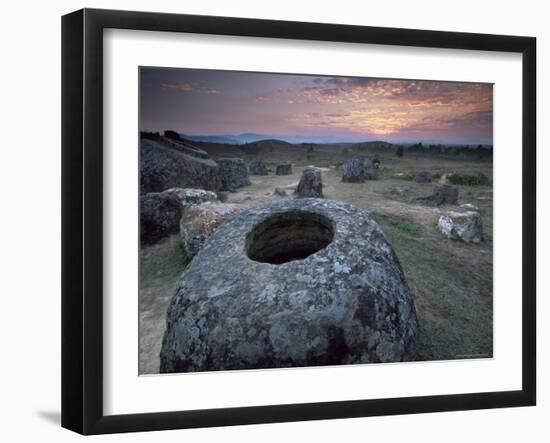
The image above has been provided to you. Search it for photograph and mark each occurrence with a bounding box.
[0,0,543,439]
[139,67,494,375]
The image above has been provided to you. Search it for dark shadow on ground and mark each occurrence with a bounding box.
[36,410,60,426]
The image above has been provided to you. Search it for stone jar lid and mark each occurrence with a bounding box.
[160,198,417,373]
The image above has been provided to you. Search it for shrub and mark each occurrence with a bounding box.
[447,172,490,186]
[140,131,160,140]
[164,130,181,141]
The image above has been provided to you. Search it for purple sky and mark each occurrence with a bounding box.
[140,67,493,144]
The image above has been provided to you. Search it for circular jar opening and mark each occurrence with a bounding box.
[246,211,334,264]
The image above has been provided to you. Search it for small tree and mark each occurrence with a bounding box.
[395,145,404,157]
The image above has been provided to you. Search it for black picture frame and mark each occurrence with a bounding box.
[61,8,536,435]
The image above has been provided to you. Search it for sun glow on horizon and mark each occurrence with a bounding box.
[141,68,493,144]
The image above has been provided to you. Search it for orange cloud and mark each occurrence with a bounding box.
[291,79,492,136]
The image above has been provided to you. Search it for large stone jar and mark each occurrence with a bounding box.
[160,199,417,372]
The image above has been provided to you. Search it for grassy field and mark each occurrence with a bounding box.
[140,150,493,373]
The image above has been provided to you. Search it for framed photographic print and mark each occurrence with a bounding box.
[61,8,536,435]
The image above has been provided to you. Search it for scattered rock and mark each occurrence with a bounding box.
[274,187,287,197]
[140,139,221,193]
[342,158,365,183]
[438,211,484,243]
[365,160,379,180]
[295,167,323,198]
[415,171,433,183]
[248,159,268,175]
[391,186,409,196]
[163,188,218,207]
[216,158,251,191]
[447,172,490,186]
[140,192,183,246]
[372,159,381,169]
[416,184,459,206]
[276,162,293,175]
[179,202,244,258]
[460,203,479,211]
[161,199,418,372]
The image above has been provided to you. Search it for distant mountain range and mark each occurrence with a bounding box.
[179,133,491,147]
[180,133,370,145]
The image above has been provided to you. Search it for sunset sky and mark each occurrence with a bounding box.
[140,67,493,144]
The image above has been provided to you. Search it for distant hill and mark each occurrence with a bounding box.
[180,132,370,145]
[240,139,294,154]
[351,140,394,153]
[180,134,243,144]
[174,131,492,160]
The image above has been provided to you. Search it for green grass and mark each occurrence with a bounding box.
[371,207,493,361]
[374,213,423,237]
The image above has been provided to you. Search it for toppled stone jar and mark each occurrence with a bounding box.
[160,199,418,372]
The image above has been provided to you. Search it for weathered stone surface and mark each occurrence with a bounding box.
[249,159,268,175]
[140,192,183,246]
[275,187,287,197]
[160,136,210,159]
[415,171,433,183]
[161,199,418,373]
[438,211,484,243]
[163,188,218,207]
[416,184,459,206]
[179,202,244,258]
[342,159,365,183]
[460,203,479,211]
[217,158,251,191]
[295,167,323,198]
[140,139,221,194]
[276,162,292,175]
